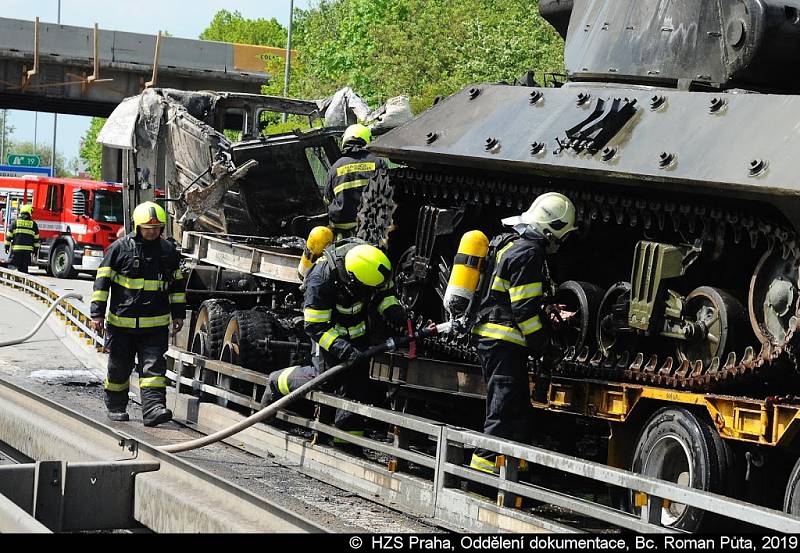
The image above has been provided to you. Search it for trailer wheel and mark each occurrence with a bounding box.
[783,456,800,515]
[627,407,733,531]
[191,299,235,360]
[220,309,270,371]
[51,244,77,279]
[553,281,605,352]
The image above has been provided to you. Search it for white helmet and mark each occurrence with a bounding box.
[502,192,577,247]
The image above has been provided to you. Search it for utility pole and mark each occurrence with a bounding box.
[0,110,6,163]
[51,0,61,176]
[282,0,294,123]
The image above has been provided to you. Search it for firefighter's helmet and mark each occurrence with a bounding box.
[502,192,577,247]
[344,244,392,288]
[342,124,372,147]
[19,204,33,215]
[132,201,167,231]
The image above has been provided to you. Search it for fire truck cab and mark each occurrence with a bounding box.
[0,176,123,278]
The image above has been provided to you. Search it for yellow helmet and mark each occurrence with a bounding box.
[344,244,391,287]
[342,124,372,147]
[132,201,167,230]
[19,204,33,215]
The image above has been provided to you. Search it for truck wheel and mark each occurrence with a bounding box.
[51,244,78,279]
[191,299,235,359]
[220,309,269,371]
[783,456,800,514]
[553,281,605,353]
[628,407,733,531]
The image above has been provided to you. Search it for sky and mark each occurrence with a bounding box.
[2,0,311,171]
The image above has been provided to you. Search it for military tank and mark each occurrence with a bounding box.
[358,0,800,529]
[362,0,800,395]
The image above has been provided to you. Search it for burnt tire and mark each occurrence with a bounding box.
[220,309,270,371]
[191,299,235,359]
[628,407,734,532]
[554,280,605,353]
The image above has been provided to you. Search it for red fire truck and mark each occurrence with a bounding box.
[0,176,123,278]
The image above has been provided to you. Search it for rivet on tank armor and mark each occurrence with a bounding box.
[529,90,543,105]
[576,92,592,106]
[468,87,481,100]
[484,137,500,153]
[425,132,439,145]
[650,95,667,110]
[709,97,728,113]
[658,152,676,169]
[601,147,617,162]
[749,158,768,177]
[530,142,546,156]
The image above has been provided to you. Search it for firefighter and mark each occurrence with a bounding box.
[4,204,40,274]
[323,124,386,239]
[469,192,577,474]
[265,240,407,436]
[90,201,186,426]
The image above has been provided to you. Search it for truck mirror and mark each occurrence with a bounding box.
[72,189,86,216]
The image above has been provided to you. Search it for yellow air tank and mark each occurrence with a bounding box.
[443,230,489,318]
[298,226,334,279]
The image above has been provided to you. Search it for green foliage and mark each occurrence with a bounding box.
[200,10,287,48]
[200,2,563,117]
[293,0,565,112]
[79,117,106,180]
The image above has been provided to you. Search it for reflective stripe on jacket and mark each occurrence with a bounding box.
[303,240,404,361]
[473,234,547,350]
[323,145,386,230]
[5,215,40,252]
[91,233,186,332]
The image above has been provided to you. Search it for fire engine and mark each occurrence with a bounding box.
[0,176,123,278]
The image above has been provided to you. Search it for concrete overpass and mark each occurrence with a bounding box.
[0,17,287,117]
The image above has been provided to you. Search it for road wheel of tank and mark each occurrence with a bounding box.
[783,455,800,515]
[596,282,635,357]
[677,286,749,367]
[553,281,605,353]
[627,407,734,532]
[749,249,799,348]
[51,244,77,279]
[190,299,235,360]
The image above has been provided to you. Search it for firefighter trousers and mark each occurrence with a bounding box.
[9,251,30,273]
[265,344,374,431]
[473,339,532,465]
[104,328,169,424]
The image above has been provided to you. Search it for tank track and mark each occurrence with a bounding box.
[357,167,800,394]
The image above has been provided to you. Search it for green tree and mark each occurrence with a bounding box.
[0,110,13,162]
[200,10,287,47]
[79,117,106,180]
[293,0,564,112]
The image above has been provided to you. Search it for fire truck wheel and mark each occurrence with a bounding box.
[628,407,734,532]
[51,244,78,279]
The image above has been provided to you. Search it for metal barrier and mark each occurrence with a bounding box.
[164,348,800,534]
[0,268,103,350]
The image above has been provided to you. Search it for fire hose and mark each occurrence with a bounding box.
[158,321,453,454]
[0,292,84,348]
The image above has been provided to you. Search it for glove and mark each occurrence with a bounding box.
[343,346,362,364]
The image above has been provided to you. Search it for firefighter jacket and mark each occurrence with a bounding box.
[472,229,549,350]
[91,233,186,333]
[303,241,405,362]
[5,213,40,252]
[323,145,386,232]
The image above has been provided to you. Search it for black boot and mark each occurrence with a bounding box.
[107,410,130,422]
[143,407,172,427]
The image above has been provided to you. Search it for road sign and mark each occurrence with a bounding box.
[6,154,41,167]
[0,165,53,177]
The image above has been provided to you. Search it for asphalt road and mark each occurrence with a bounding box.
[0,273,440,533]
